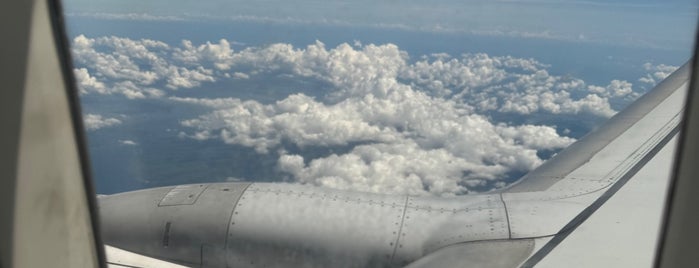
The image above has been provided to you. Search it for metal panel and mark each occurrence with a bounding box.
[504,198,592,239]
[404,240,534,268]
[100,182,251,267]
[223,184,510,267]
[392,194,509,266]
[165,182,250,267]
[159,184,210,206]
[225,183,406,267]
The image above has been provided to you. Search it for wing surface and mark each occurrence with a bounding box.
[501,63,690,267]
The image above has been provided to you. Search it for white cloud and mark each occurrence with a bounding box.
[83,114,122,131]
[587,80,634,98]
[639,62,679,87]
[71,35,162,85]
[277,142,512,196]
[72,36,638,119]
[71,35,216,98]
[232,72,250,79]
[73,68,106,94]
[174,39,625,118]
[119,140,138,146]
[402,55,622,117]
[177,89,575,196]
[173,39,235,70]
[275,121,575,196]
[495,124,575,150]
[401,53,509,97]
[163,66,215,89]
[76,36,668,195]
[172,42,595,196]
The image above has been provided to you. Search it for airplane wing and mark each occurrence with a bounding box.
[407,63,690,267]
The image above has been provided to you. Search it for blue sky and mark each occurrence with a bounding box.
[64,0,698,50]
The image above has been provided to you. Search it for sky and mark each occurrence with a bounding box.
[62,0,697,195]
[63,0,698,50]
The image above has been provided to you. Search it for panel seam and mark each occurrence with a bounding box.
[223,182,253,267]
[500,193,513,239]
[390,195,410,263]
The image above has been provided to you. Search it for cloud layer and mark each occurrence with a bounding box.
[73,35,669,196]
[83,113,122,131]
[639,62,679,87]
[72,35,213,98]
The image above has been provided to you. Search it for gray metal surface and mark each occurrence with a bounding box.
[101,182,513,267]
[404,240,534,268]
[394,194,509,264]
[225,183,408,267]
[0,0,103,266]
[225,184,509,267]
[159,184,210,206]
[655,54,699,267]
[100,182,250,267]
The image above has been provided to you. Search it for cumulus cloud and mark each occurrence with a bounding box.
[173,39,236,70]
[71,35,215,98]
[401,55,623,117]
[83,114,122,131]
[74,68,106,94]
[175,39,627,117]
[119,140,138,146]
[77,35,665,195]
[72,35,637,119]
[232,72,250,79]
[176,91,575,196]
[639,62,679,86]
[170,42,604,196]
[587,80,634,98]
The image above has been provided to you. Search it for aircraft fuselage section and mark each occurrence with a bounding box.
[99,182,510,267]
